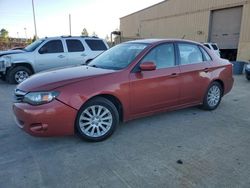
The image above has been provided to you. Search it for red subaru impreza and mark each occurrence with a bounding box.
[13,39,234,141]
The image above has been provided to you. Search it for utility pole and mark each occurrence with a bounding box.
[32,0,37,39]
[24,27,27,40]
[69,14,72,36]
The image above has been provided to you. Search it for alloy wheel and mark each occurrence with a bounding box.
[15,70,29,83]
[79,105,113,138]
[207,85,221,107]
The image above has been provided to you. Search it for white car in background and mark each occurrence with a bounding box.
[203,43,221,57]
[0,36,109,84]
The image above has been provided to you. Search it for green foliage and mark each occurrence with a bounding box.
[0,28,9,38]
[32,35,37,42]
[81,28,88,36]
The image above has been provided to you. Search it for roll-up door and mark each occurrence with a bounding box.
[209,7,242,49]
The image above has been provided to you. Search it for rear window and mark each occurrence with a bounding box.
[199,46,212,61]
[66,39,85,52]
[85,39,108,51]
[204,44,210,49]
[211,44,219,50]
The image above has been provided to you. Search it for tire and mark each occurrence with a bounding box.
[75,97,119,142]
[246,74,250,81]
[6,66,32,84]
[201,82,223,111]
[0,74,6,81]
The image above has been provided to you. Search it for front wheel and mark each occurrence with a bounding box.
[7,66,32,84]
[75,97,119,142]
[202,82,223,111]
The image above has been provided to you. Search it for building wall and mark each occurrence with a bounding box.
[120,0,250,61]
[238,2,250,60]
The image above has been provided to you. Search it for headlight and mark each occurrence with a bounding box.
[23,91,60,105]
[3,56,12,67]
[246,64,250,69]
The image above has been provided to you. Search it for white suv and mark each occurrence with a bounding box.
[0,36,109,84]
[203,43,220,57]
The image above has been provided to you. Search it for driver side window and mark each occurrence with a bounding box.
[141,43,175,69]
[39,40,64,54]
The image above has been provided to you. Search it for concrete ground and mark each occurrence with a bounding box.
[0,75,249,188]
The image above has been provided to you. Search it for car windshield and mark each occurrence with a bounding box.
[88,43,148,70]
[24,39,45,52]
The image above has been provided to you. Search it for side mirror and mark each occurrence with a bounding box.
[39,47,48,54]
[139,62,156,71]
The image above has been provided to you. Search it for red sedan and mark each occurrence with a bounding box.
[13,39,234,141]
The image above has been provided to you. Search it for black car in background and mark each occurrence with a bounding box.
[246,63,250,80]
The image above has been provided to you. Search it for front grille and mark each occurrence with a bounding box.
[14,89,26,103]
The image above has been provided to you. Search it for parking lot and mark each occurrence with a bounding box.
[0,75,249,188]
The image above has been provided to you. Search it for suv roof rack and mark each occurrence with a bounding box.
[59,35,99,39]
[80,35,99,38]
[61,35,72,38]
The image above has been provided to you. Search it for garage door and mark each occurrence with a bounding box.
[209,7,242,49]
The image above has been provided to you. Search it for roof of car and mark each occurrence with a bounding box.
[125,38,202,45]
[40,36,101,40]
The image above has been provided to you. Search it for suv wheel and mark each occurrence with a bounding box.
[76,97,119,142]
[7,66,32,84]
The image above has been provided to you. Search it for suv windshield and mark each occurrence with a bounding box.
[88,43,148,70]
[24,39,45,52]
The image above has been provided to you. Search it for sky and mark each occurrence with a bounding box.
[0,0,163,39]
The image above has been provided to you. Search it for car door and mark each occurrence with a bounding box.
[129,43,181,115]
[177,43,212,105]
[34,39,68,72]
[65,39,86,65]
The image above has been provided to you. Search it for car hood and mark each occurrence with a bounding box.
[0,49,25,57]
[17,66,116,92]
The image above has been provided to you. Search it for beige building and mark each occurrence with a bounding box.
[120,0,250,61]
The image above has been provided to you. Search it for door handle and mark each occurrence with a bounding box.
[203,68,210,73]
[170,73,179,77]
[81,53,87,57]
[58,55,65,58]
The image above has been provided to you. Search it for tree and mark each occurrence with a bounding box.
[81,28,88,36]
[0,28,9,38]
[32,35,37,42]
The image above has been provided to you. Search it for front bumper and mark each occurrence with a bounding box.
[13,100,77,137]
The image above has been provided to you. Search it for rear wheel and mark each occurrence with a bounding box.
[202,82,223,110]
[76,97,119,142]
[7,66,32,84]
[246,74,250,81]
